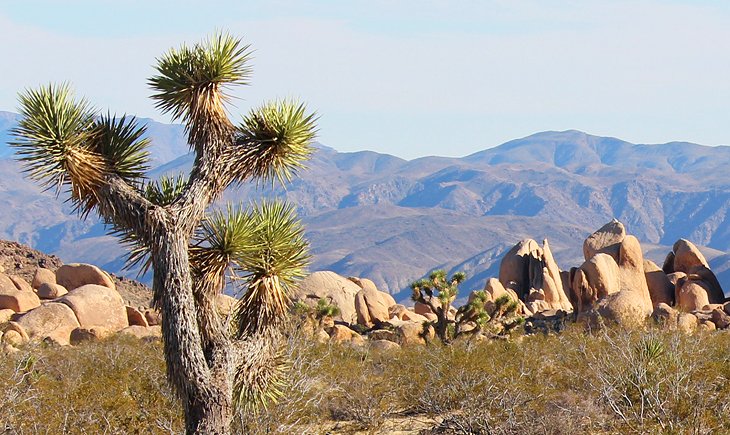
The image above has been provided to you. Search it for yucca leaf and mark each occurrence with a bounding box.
[10,83,104,215]
[214,200,310,337]
[149,32,252,150]
[232,332,287,412]
[143,173,188,206]
[233,99,317,184]
[90,113,150,186]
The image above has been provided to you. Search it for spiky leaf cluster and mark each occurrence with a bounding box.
[143,173,188,206]
[411,269,465,305]
[149,32,252,149]
[314,298,340,319]
[191,201,309,338]
[233,201,309,337]
[233,334,287,411]
[11,84,150,216]
[461,290,491,327]
[91,113,150,185]
[234,99,317,184]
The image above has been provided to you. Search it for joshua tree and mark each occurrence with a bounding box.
[410,269,466,342]
[11,33,316,434]
[292,297,340,329]
[411,270,523,343]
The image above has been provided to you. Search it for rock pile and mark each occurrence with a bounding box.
[568,221,728,331]
[290,219,729,350]
[498,238,573,314]
[0,257,161,352]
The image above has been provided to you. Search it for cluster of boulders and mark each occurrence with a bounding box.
[291,271,440,349]
[497,219,729,332]
[0,263,162,352]
[292,219,730,350]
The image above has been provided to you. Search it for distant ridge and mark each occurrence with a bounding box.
[0,113,729,299]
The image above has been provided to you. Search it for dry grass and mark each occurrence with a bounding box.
[0,336,181,434]
[2,326,729,434]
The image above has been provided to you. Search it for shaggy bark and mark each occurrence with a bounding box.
[153,223,233,434]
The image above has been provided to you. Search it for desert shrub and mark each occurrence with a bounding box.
[1,324,729,434]
[0,336,182,434]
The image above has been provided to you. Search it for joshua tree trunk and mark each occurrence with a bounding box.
[150,229,228,434]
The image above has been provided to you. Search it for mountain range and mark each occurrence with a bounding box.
[1,110,729,301]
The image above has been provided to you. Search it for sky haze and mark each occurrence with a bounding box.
[1,1,729,159]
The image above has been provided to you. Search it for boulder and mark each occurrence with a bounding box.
[662,251,676,274]
[583,219,625,261]
[687,266,725,304]
[353,280,391,327]
[484,278,509,300]
[0,278,41,312]
[328,324,364,346]
[55,263,116,292]
[36,283,68,299]
[676,278,711,312]
[369,329,398,342]
[497,240,571,313]
[699,320,716,331]
[126,306,149,327]
[423,313,438,322]
[290,271,360,324]
[672,239,708,274]
[395,320,428,346]
[666,272,686,288]
[15,302,80,345]
[0,309,14,324]
[498,239,542,300]
[4,321,29,343]
[2,329,24,347]
[388,304,408,320]
[370,339,401,351]
[414,301,433,315]
[711,308,730,329]
[677,312,698,334]
[644,260,674,306]
[542,239,573,311]
[402,310,427,323]
[70,327,113,345]
[381,291,397,308]
[0,274,16,293]
[8,276,32,293]
[572,253,620,312]
[32,267,56,289]
[616,235,652,314]
[652,303,678,327]
[588,290,648,328]
[58,284,128,332]
[144,309,161,326]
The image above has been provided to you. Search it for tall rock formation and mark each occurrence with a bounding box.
[498,238,573,313]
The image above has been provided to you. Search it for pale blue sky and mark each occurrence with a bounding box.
[2,1,730,159]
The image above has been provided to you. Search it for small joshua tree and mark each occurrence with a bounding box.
[410,269,467,343]
[11,33,316,434]
[412,270,524,343]
[292,298,340,329]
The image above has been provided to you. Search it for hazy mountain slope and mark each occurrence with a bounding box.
[1,113,729,298]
